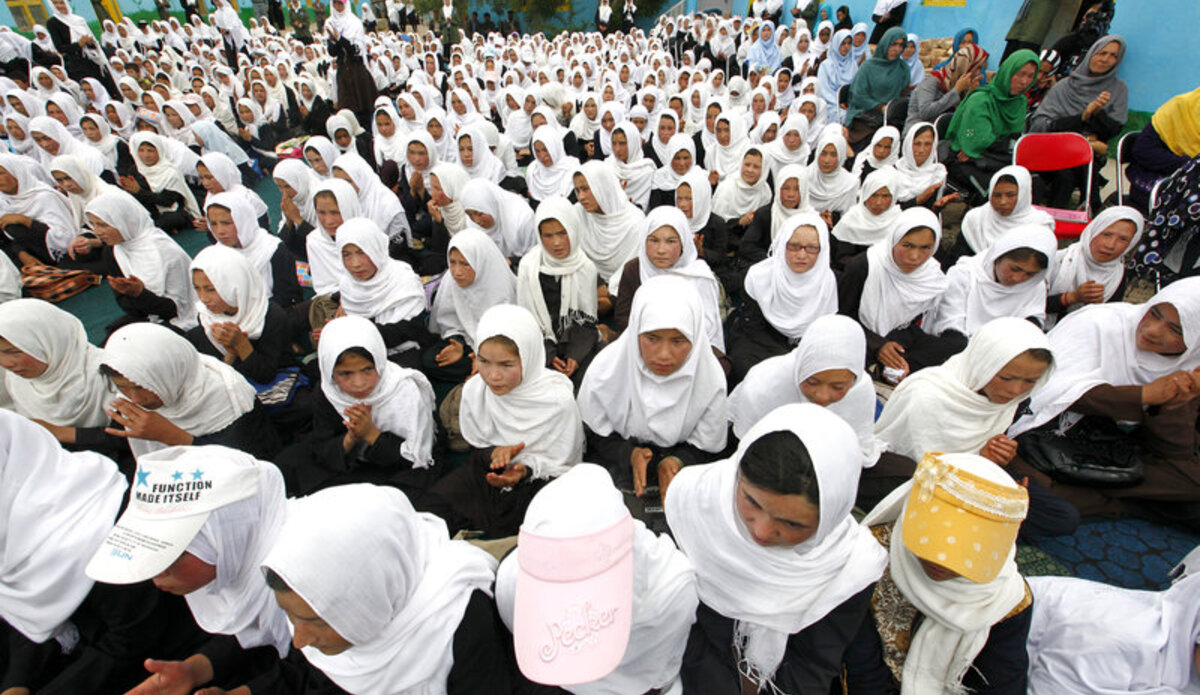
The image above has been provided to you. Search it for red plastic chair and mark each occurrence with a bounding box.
[1012,132,1094,239]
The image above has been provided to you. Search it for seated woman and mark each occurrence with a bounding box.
[711,147,772,242]
[420,162,469,274]
[578,275,728,498]
[889,122,955,211]
[302,136,339,179]
[332,151,411,248]
[420,304,583,537]
[846,452,1035,694]
[945,50,1040,204]
[850,126,900,182]
[666,402,887,695]
[608,120,657,211]
[26,116,106,177]
[325,110,376,170]
[0,410,207,694]
[1007,277,1200,532]
[1025,572,1200,694]
[425,228,515,383]
[803,125,860,226]
[764,114,811,180]
[122,132,202,235]
[306,179,358,297]
[50,155,120,238]
[525,125,580,206]
[423,109,459,165]
[0,299,114,445]
[841,28,910,150]
[1046,206,1142,329]
[837,208,951,379]
[371,103,406,167]
[831,168,902,268]
[455,126,507,187]
[234,99,282,165]
[97,322,279,461]
[196,151,270,232]
[816,28,858,121]
[392,131,438,243]
[461,178,538,259]
[261,484,511,694]
[727,212,839,383]
[903,43,987,134]
[187,245,297,385]
[336,217,435,367]
[677,167,727,272]
[1125,86,1200,211]
[205,192,302,308]
[0,152,81,267]
[516,197,602,387]
[703,113,748,183]
[574,160,646,283]
[951,165,1054,264]
[273,159,320,262]
[613,206,726,367]
[738,163,814,268]
[649,133,706,211]
[277,315,436,497]
[81,190,197,335]
[644,110,681,168]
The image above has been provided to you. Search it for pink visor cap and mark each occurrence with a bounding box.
[512,470,635,685]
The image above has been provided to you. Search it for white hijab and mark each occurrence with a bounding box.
[767,163,815,242]
[261,484,496,695]
[578,275,727,452]
[461,178,538,258]
[859,208,948,337]
[764,114,811,179]
[711,148,772,221]
[306,180,359,295]
[924,225,1057,338]
[456,126,507,183]
[889,122,947,202]
[666,403,887,691]
[317,317,436,468]
[430,162,468,235]
[372,104,407,164]
[875,317,1053,461]
[704,113,749,178]
[129,132,201,218]
[272,159,321,231]
[100,323,256,459]
[608,120,657,210]
[516,197,598,342]
[526,125,581,202]
[959,165,1054,254]
[333,151,411,244]
[743,212,839,342]
[0,152,78,259]
[636,206,725,351]
[189,245,270,358]
[575,160,646,280]
[336,217,427,324]
[0,410,127,644]
[850,125,901,179]
[729,314,885,462]
[205,191,281,293]
[86,190,198,331]
[831,167,902,246]
[802,124,859,213]
[429,229,516,347]
[1048,205,1144,310]
[460,304,584,480]
[201,152,269,222]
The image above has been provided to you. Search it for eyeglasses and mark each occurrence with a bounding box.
[786,243,820,255]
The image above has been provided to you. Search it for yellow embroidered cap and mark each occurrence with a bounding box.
[900,453,1030,584]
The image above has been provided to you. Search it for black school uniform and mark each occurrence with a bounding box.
[535,272,601,388]
[418,446,550,538]
[186,302,298,384]
[724,295,795,385]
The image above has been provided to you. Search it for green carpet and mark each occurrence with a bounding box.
[61,175,284,346]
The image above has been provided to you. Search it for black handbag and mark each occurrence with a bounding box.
[1017,416,1145,488]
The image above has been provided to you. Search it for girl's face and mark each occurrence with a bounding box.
[892,228,937,273]
[457,136,475,167]
[993,254,1043,286]
[314,193,343,235]
[238,105,255,123]
[780,178,801,209]
[1136,303,1187,355]
[427,119,444,140]
[785,226,820,274]
[1009,62,1038,96]
[817,144,839,173]
[466,208,494,229]
[873,137,894,162]
[657,116,676,143]
[573,174,600,213]
[32,131,59,155]
[334,129,352,148]
[981,351,1051,404]
[151,552,216,595]
[735,475,819,547]
[0,338,49,379]
[46,103,69,126]
[451,93,466,115]
[631,116,647,132]
[406,142,429,171]
[911,129,934,166]
[584,101,598,120]
[752,94,766,114]
[761,125,777,143]
[819,27,830,43]
[331,351,379,399]
[206,206,241,247]
[676,183,693,218]
[121,84,138,102]
[612,131,629,162]
[671,149,693,175]
[165,107,185,129]
[1090,219,1137,263]
[903,41,917,60]
[476,339,523,396]
[534,140,553,167]
[306,150,328,175]
[5,120,24,141]
[741,154,763,185]
[800,368,856,407]
[137,143,160,166]
[990,181,1020,217]
[864,187,893,216]
[716,120,730,146]
[341,243,378,281]
[252,83,267,103]
[197,163,223,194]
[275,179,297,200]
[638,328,691,376]
[448,248,476,287]
[783,129,802,150]
[376,113,395,138]
[398,100,416,120]
[37,72,55,90]
[192,269,236,315]
[645,225,683,269]
[799,102,816,120]
[85,212,124,245]
[601,111,615,130]
[706,105,721,133]
[51,170,84,195]
[538,218,571,260]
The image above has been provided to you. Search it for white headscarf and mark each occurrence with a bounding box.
[831,167,902,246]
[578,275,728,452]
[729,314,885,462]
[86,190,198,331]
[711,148,772,221]
[200,152,269,222]
[429,229,516,347]
[859,208,948,337]
[889,122,947,202]
[0,410,127,644]
[456,126,507,183]
[460,304,584,480]
[335,217,427,324]
[129,132,201,218]
[272,159,320,231]
[743,212,839,342]
[608,120,657,210]
[189,245,271,358]
[332,151,411,244]
[526,125,581,202]
[0,152,78,259]
[461,178,538,257]
[401,130,439,192]
[650,132,701,192]
[516,197,599,342]
[1010,277,1200,438]
[371,104,407,164]
[48,153,119,228]
[0,299,113,427]
[959,165,1054,254]
[1048,205,1144,310]
[875,317,1053,460]
[766,163,815,242]
[306,180,359,295]
[764,114,811,179]
[101,323,256,459]
[666,403,888,691]
[803,124,858,213]
[317,317,436,468]
[261,484,496,695]
[850,125,900,179]
[636,206,725,351]
[205,191,281,293]
[861,454,1029,695]
[430,162,468,235]
[704,112,748,178]
[924,225,1057,338]
[576,160,646,280]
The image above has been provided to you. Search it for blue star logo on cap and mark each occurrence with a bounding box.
[172,470,183,481]
[136,469,150,487]
[192,469,204,481]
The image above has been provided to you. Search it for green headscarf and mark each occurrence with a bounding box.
[843,27,911,125]
[947,49,1040,158]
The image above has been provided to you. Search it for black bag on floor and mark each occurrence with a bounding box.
[1017,416,1145,488]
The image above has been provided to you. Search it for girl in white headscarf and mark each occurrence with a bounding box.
[764,114,810,180]
[704,112,748,180]
[273,159,321,257]
[455,126,507,184]
[888,122,949,207]
[27,116,105,174]
[1045,205,1142,328]
[332,151,412,245]
[259,484,501,695]
[79,113,126,177]
[574,160,646,281]
[526,125,581,204]
[737,162,815,266]
[197,152,269,229]
[803,123,859,217]
[666,402,887,695]
[424,109,459,164]
[0,153,79,265]
[428,162,469,241]
[956,165,1054,257]
[461,179,537,258]
[423,304,584,537]
[204,191,301,308]
[711,146,772,227]
[124,132,201,235]
[306,179,359,296]
[831,167,902,265]
[578,275,728,496]
[728,211,839,381]
[608,120,657,211]
[850,125,901,181]
[48,154,118,229]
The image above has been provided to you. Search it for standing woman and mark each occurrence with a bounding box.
[869,0,908,44]
[46,0,118,98]
[324,0,377,126]
[666,403,888,695]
